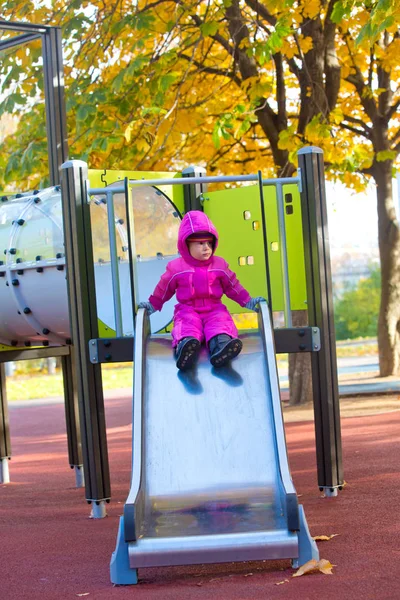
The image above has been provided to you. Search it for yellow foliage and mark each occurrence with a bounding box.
[297,35,313,55]
[281,40,297,60]
[301,0,321,20]
[1,0,399,194]
[379,39,400,71]
[136,138,150,152]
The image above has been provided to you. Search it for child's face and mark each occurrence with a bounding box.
[188,240,213,261]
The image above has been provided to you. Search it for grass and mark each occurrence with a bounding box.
[6,365,133,402]
[5,338,378,402]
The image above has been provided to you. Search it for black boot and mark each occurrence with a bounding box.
[175,337,201,371]
[209,334,242,368]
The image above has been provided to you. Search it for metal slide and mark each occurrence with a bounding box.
[110,303,318,584]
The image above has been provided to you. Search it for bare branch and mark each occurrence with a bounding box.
[177,53,241,85]
[342,33,378,122]
[390,127,400,145]
[391,139,400,156]
[273,52,286,126]
[324,0,341,112]
[339,122,369,138]
[388,98,400,120]
[243,0,277,27]
[343,115,372,134]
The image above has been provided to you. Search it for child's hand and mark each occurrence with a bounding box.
[138,301,156,315]
[245,297,266,312]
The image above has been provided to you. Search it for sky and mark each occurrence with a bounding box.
[324,180,398,253]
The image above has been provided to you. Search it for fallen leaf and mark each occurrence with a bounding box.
[313,534,340,541]
[292,558,335,577]
[319,559,335,575]
[275,579,289,585]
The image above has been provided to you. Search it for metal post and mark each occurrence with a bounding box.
[182,166,207,212]
[61,160,110,515]
[41,26,68,185]
[275,183,292,327]
[61,350,84,487]
[0,362,11,484]
[125,180,139,313]
[297,147,343,494]
[257,171,274,316]
[105,191,124,337]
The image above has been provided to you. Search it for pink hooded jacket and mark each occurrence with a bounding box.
[149,211,251,312]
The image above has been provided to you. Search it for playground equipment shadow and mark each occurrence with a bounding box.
[1,393,399,600]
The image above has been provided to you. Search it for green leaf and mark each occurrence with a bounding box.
[330,1,348,24]
[76,105,89,121]
[212,129,221,149]
[141,107,167,116]
[135,12,155,31]
[159,72,178,92]
[200,21,220,37]
[376,150,396,162]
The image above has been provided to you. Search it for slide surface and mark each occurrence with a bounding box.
[112,304,318,579]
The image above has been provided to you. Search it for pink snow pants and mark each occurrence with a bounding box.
[171,303,238,348]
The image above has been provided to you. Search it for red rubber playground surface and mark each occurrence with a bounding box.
[1,392,399,600]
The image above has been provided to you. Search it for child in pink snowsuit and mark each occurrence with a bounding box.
[139,210,264,370]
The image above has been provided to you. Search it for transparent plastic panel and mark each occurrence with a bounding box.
[100,183,181,259]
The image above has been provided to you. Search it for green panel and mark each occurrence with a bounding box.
[283,184,308,311]
[88,169,185,216]
[204,186,268,314]
[98,319,115,338]
[204,183,307,313]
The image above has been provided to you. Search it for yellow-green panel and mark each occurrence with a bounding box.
[283,184,308,311]
[0,343,14,351]
[204,184,307,313]
[204,186,268,313]
[98,319,115,338]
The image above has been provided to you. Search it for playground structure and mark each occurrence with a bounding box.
[0,20,343,582]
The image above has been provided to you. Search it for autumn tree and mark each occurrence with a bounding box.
[1,0,400,394]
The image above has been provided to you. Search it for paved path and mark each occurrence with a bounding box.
[1,395,399,599]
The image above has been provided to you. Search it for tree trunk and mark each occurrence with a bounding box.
[374,160,400,375]
[288,310,313,405]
